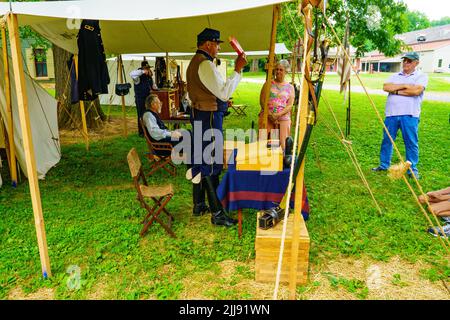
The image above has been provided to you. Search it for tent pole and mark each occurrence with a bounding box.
[73,54,89,150]
[1,25,17,186]
[166,51,169,85]
[6,13,52,278]
[288,4,311,300]
[117,55,127,137]
[261,4,279,132]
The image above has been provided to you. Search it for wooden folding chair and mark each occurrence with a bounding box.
[140,119,176,177]
[228,98,248,116]
[127,148,176,238]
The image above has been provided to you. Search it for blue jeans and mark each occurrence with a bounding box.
[379,115,420,174]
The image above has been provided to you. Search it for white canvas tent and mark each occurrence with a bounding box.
[101,41,290,107]
[0,0,289,54]
[101,53,227,107]
[0,52,61,179]
[0,0,289,280]
[219,42,292,59]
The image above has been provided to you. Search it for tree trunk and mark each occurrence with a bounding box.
[53,45,106,130]
[250,59,259,72]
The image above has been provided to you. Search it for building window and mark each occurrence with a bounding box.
[438,59,443,68]
[417,35,426,42]
[33,49,48,77]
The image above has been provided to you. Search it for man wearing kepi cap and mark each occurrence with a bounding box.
[130,60,157,136]
[372,52,428,179]
[186,27,247,226]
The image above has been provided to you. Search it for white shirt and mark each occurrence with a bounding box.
[129,69,158,89]
[385,70,428,118]
[198,59,242,102]
[142,111,171,141]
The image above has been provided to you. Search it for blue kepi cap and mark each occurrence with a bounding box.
[197,28,224,43]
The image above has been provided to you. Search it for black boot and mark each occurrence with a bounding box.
[211,175,237,224]
[203,176,237,227]
[283,136,294,168]
[193,182,209,216]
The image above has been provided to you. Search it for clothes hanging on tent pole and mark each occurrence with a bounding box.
[155,57,167,88]
[77,20,110,101]
[67,55,79,104]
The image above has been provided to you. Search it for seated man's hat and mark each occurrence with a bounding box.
[197,28,224,43]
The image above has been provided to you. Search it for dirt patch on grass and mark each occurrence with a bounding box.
[305,256,449,300]
[8,287,55,300]
[180,256,449,300]
[86,277,109,300]
[59,117,138,146]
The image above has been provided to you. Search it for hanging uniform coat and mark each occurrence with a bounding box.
[77,19,110,101]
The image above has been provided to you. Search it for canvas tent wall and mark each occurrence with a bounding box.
[101,53,227,107]
[218,42,292,59]
[0,51,61,179]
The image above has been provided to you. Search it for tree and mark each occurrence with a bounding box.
[405,11,431,32]
[430,16,450,27]
[279,0,410,57]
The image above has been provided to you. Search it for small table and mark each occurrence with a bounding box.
[217,150,310,238]
[165,114,191,129]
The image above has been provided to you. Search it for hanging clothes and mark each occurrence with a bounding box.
[155,57,167,88]
[77,19,110,101]
[67,55,79,104]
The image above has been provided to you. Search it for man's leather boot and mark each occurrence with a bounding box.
[193,182,209,216]
[203,176,237,227]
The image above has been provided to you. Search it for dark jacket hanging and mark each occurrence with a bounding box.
[77,19,110,101]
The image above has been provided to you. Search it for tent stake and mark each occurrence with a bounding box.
[1,25,17,186]
[117,55,127,137]
[7,13,51,278]
[73,54,90,150]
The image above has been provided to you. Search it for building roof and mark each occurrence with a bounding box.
[396,24,450,45]
[361,25,450,62]
[408,39,450,52]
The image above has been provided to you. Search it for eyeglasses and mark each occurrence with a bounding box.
[403,59,414,64]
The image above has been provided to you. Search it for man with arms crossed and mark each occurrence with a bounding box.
[372,52,428,179]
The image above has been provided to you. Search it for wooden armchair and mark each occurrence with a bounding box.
[140,119,176,177]
[127,148,176,238]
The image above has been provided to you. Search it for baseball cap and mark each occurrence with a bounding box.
[401,52,420,61]
[197,28,224,43]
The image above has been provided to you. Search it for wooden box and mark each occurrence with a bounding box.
[255,212,309,284]
[152,88,179,120]
[235,140,283,172]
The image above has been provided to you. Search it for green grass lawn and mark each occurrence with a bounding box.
[323,73,450,93]
[238,70,450,93]
[0,83,449,299]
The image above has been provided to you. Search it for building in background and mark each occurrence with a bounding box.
[361,24,450,73]
[22,39,55,80]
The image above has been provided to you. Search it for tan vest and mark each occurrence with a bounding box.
[186,53,218,112]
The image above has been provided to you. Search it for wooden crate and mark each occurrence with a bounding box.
[255,212,309,284]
